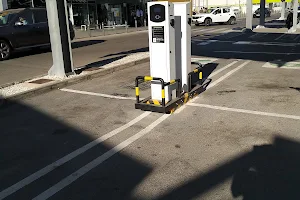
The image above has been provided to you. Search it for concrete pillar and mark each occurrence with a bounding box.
[292,0,299,31]
[0,0,8,12]
[46,0,74,78]
[69,4,74,26]
[246,0,253,30]
[279,1,286,20]
[258,0,265,28]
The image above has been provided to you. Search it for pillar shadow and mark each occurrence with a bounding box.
[0,99,152,199]
[156,136,300,200]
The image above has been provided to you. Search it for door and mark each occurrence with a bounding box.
[222,8,231,22]
[32,9,50,45]
[212,8,223,23]
[13,10,40,47]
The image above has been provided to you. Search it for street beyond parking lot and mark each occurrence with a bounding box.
[0,16,277,86]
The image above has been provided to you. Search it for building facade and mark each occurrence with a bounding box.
[3,0,150,27]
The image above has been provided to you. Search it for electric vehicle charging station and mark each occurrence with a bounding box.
[135,1,206,114]
[148,1,176,103]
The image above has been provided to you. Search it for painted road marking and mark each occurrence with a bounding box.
[2,57,229,199]
[293,34,300,41]
[204,60,251,91]
[214,51,300,55]
[205,28,229,33]
[234,41,252,45]
[60,88,136,100]
[33,114,170,200]
[208,60,239,77]
[188,103,300,120]
[192,28,215,33]
[191,57,219,65]
[0,59,246,198]
[175,60,242,114]
[233,41,297,46]
[0,112,151,200]
[262,61,300,69]
[197,40,218,46]
[274,33,286,41]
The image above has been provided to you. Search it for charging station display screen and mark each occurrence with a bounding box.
[152,26,164,43]
[150,4,165,23]
[154,7,161,12]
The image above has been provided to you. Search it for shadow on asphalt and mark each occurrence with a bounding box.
[2,99,300,199]
[192,31,300,67]
[10,40,105,60]
[75,55,127,74]
[0,100,152,199]
[290,87,300,92]
[156,136,300,200]
[101,47,149,58]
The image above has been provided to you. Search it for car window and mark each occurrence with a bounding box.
[16,10,34,25]
[223,8,230,13]
[0,10,19,25]
[214,9,221,14]
[33,10,48,23]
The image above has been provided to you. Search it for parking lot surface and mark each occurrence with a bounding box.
[1,49,300,199]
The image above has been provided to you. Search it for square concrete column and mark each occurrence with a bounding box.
[246,0,253,30]
[46,0,74,77]
[69,4,74,26]
[258,0,266,28]
[279,1,286,20]
[0,0,8,12]
[291,0,299,32]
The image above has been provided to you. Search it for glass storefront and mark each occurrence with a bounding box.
[7,0,149,27]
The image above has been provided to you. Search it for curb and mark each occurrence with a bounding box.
[74,29,148,42]
[0,57,150,108]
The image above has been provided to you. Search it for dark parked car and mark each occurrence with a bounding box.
[253,8,271,18]
[0,8,75,61]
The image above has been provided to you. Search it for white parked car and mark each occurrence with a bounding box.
[192,8,237,26]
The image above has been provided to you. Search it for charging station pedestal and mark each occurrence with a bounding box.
[174,2,192,93]
[135,1,207,114]
[148,1,176,103]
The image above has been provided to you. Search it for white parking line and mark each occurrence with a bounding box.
[188,103,300,120]
[214,51,300,55]
[205,60,251,90]
[32,114,170,200]
[192,28,215,33]
[0,112,151,200]
[205,28,229,33]
[175,60,242,114]
[60,88,136,100]
[233,41,297,46]
[0,59,247,199]
[275,34,286,41]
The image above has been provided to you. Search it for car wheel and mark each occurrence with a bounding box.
[0,40,11,61]
[228,17,236,25]
[195,22,200,26]
[204,18,212,26]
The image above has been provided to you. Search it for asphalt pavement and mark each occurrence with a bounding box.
[1,55,300,200]
[1,12,300,200]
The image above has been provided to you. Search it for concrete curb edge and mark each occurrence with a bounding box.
[0,57,150,108]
